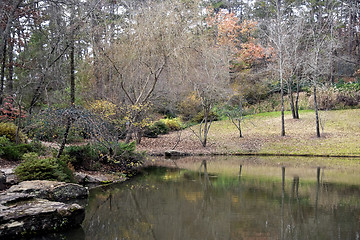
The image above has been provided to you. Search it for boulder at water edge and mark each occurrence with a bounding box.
[7,180,88,201]
[0,180,88,239]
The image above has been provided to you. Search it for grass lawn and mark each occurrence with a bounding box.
[207,108,360,156]
[138,108,360,157]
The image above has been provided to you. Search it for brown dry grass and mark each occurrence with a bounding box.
[137,109,360,156]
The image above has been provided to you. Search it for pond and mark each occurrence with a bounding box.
[36,156,360,240]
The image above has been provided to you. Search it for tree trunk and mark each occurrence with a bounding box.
[238,119,242,138]
[125,123,132,144]
[125,113,140,144]
[28,76,45,114]
[295,77,299,119]
[91,4,104,100]
[348,6,354,55]
[7,34,14,94]
[0,40,6,104]
[0,1,21,103]
[70,36,75,105]
[93,51,103,99]
[313,84,320,138]
[15,98,22,144]
[135,128,142,144]
[57,43,75,158]
[0,0,23,67]
[280,78,285,136]
[277,0,285,137]
[58,14,76,158]
[57,116,71,158]
[288,80,296,119]
[202,121,208,147]
[201,106,211,147]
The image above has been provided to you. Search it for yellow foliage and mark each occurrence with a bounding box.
[89,100,117,118]
[121,103,153,129]
[0,122,27,143]
[160,118,182,131]
[89,100,153,130]
[177,92,202,121]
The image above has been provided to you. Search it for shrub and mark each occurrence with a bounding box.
[115,141,136,156]
[309,86,360,110]
[112,141,144,173]
[0,136,11,155]
[0,136,48,161]
[152,120,169,134]
[0,96,26,122]
[0,122,26,143]
[336,91,360,108]
[143,120,169,138]
[0,136,34,161]
[335,80,360,92]
[313,87,337,110]
[160,118,182,131]
[63,141,144,172]
[243,92,310,114]
[192,110,220,123]
[15,153,75,182]
[177,93,202,121]
[143,127,158,138]
[63,144,104,169]
[27,123,85,143]
[1,143,32,161]
[27,140,48,156]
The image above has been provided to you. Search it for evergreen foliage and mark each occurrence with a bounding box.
[0,136,45,161]
[15,153,75,182]
[63,141,144,171]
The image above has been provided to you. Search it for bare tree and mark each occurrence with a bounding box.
[223,96,247,138]
[0,0,24,104]
[265,0,287,136]
[267,14,305,119]
[102,0,203,143]
[57,1,81,158]
[185,43,231,147]
[303,1,339,138]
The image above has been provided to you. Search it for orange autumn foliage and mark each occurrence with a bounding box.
[207,8,272,67]
[207,10,240,46]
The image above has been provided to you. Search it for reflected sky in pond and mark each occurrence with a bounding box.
[42,156,360,240]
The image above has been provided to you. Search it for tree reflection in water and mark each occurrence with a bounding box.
[74,164,360,240]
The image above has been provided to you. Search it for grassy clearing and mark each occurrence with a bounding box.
[138,109,359,158]
[200,109,360,156]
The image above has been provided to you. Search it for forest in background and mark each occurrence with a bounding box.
[0,0,359,153]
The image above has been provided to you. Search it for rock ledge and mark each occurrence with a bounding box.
[0,180,87,239]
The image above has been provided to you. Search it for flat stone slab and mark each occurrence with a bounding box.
[74,172,126,184]
[0,192,32,205]
[74,172,102,183]
[0,180,88,239]
[7,180,88,202]
[0,198,84,238]
[164,150,191,157]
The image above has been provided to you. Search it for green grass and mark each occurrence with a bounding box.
[253,109,314,118]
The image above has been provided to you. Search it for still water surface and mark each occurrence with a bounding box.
[41,156,360,240]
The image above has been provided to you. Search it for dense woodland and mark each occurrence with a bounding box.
[0,0,359,160]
